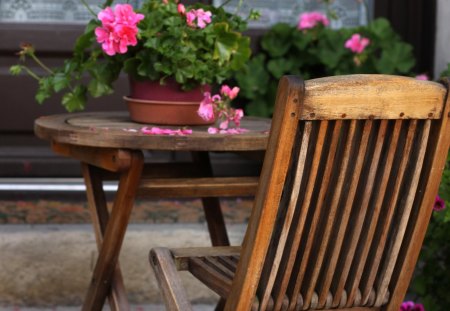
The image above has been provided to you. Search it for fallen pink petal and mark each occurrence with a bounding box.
[207,127,248,135]
[141,127,192,136]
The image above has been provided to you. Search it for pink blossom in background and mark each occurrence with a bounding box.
[415,74,429,80]
[400,301,425,311]
[197,92,216,121]
[95,4,144,56]
[345,33,370,54]
[195,9,212,28]
[186,9,212,28]
[220,85,240,99]
[186,11,196,26]
[297,11,329,30]
[177,3,186,15]
[433,195,445,211]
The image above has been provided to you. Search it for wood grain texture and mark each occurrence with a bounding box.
[52,141,132,172]
[82,150,144,311]
[302,75,446,120]
[82,164,128,311]
[35,113,270,151]
[138,176,259,198]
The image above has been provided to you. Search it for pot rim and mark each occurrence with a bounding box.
[123,96,202,106]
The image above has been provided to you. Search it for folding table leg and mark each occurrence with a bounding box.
[192,151,230,246]
[192,152,229,311]
[82,163,129,311]
[81,150,144,311]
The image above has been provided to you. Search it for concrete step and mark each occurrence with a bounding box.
[0,223,246,308]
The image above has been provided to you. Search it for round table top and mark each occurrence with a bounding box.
[34,112,271,151]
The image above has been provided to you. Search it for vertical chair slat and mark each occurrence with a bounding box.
[317,120,373,308]
[386,79,450,310]
[360,120,418,305]
[331,120,388,307]
[345,120,403,307]
[287,121,343,311]
[271,121,329,311]
[373,120,431,306]
[303,120,358,308]
[258,122,313,310]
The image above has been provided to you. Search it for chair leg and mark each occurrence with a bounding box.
[150,247,193,311]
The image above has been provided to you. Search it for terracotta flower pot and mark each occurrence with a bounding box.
[125,78,213,125]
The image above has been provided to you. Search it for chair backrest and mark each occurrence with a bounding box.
[226,75,450,311]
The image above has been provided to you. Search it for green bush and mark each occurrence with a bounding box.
[409,151,450,311]
[235,18,416,117]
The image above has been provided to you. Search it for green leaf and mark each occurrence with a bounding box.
[234,55,270,99]
[317,30,348,69]
[213,23,240,64]
[375,42,415,74]
[35,89,51,104]
[52,73,70,92]
[267,58,296,79]
[62,85,87,112]
[261,23,293,57]
[440,63,450,77]
[74,20,98,55]
[88,79,113,97]
[9,65,23,75]
[230,36,251,71]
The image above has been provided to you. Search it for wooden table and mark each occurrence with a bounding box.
[34,112,270,311]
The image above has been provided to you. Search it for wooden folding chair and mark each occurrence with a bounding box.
[149,74,450,311]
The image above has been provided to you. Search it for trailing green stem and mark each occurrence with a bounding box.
[80,0,97,18]
[29,53,54,75]
[21,66,41,81]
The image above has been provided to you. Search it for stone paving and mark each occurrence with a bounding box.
[0,198,251,309]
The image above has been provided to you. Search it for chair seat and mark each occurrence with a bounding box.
[184,253,388,310]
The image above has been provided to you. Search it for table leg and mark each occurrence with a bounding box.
[82,164,129,311]
[192,151,229,311]
[192,152,230,247]
[81,150,144,311]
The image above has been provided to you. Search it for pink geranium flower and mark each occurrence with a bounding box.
[95,4,144,56]
[434,195,446,211]
[345,33,370,54]
[400,301,425,311]
[297,11,329,30]
[197,92,215,121]
[186,8,212,29]
[177,4,186,15]
[220,85,240,100]
[197,84,245,133]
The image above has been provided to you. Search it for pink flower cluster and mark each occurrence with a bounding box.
[198,85,246,134]
[345,33,370,54]
[434,195,445,212]
[95,4,144,56]
[297,11,329,30]
[400,301,425,311]
[185,8,212,29]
